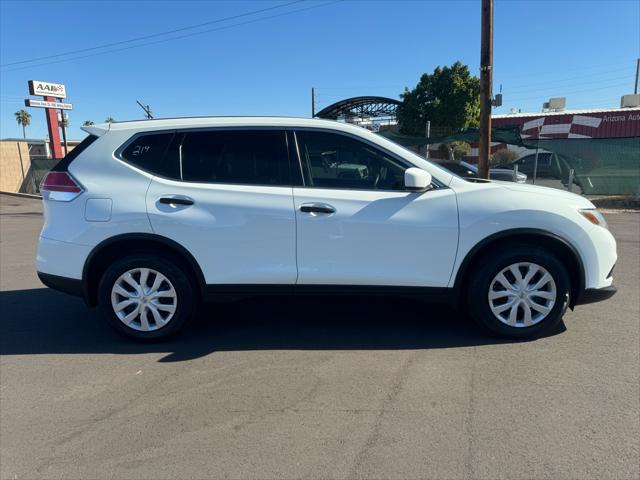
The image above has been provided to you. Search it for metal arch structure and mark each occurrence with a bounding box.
[315,96,401,120]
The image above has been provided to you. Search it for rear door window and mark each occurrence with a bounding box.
[165,129,290,186]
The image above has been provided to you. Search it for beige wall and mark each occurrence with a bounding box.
[0,141,31,193]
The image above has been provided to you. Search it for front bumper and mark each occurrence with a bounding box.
[575,285,617,305]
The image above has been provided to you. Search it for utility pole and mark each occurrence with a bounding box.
[634,58,639,94]
[311,87,316,117]
[478,0,493,179]
[136,100,153,119]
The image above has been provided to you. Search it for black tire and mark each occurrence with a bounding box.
[98,254,197,341]
[467,245,570,339]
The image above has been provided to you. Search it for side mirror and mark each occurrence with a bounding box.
[404,167,432,192]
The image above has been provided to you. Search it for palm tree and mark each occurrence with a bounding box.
[104,116,115,123]
[83,120,94,126]
[14,110,31,139]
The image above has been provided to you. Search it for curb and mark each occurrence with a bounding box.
[0,191,42,199]
[590,195,640,210]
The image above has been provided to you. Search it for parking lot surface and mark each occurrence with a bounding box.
[1,193,638,480]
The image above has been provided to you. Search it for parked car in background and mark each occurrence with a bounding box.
[439,160,527,183]
[499,152,555,177]
[37,117,616,341]
[497,152,582,191]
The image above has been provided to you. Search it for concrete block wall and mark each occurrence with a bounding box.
[0,141,31,193]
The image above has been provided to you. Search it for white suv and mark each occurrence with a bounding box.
[37,117,617,340]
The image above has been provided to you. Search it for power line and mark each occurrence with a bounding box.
[505,82,630,102]
[498,67,635,93]
[494,59,633,80]
[1,1,342,73]
[504,75,635,95]
[0,0,304,67]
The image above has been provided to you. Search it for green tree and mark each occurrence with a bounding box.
[104,117,115,123]
[14,109,32,139]
[397,61,480,136]
[490,148,518,167]
[83,120,94,126]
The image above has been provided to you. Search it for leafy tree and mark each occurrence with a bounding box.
[83,120,94,126]
[104,117,115,123]
[14,109,31,139]
[490,148,518,167]
[397,61,480,136]
[439,141,471,161]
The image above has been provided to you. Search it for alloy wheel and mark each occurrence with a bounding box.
[487,262,557,327]
[110,268,177,331]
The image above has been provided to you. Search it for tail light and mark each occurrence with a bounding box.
[40,171,84,201]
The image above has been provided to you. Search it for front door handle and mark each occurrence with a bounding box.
[159,196,194,206]
[300,203,335,214]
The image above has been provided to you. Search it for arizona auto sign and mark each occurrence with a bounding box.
[493,108,640,139]
[28,80,66,99]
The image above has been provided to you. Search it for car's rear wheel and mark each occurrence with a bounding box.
[98,255,196,341]
[468,245,570,338]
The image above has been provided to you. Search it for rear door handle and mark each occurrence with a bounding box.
[300,203,335,214]
[159,196,194,206]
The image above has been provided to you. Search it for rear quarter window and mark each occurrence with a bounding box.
[119,132,175,175]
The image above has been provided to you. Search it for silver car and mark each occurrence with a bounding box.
[440,161,527,183]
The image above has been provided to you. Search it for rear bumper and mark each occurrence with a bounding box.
[37,272,84,299]
[37,236,91,279]
[575,285,617,306]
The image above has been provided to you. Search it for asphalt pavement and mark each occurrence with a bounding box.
[1,193,638,480]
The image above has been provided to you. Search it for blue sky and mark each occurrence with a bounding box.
[1,0,638,140]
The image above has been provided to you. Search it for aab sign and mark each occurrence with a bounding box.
[28,80,66,99]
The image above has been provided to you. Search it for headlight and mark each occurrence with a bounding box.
[579,209,608,229]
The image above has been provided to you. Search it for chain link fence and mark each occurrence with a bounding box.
[23,156,57,194]
[378,127,640,196]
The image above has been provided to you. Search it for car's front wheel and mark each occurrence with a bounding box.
[468,246,570,338]
[98,255,197,341]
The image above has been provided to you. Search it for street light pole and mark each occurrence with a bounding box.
[478,0,493,179]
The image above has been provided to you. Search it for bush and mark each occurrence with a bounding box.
[490,148,518,167]
[439,141,471,161]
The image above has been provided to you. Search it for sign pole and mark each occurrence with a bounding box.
[44,96,63,159]
[60,110,69,156]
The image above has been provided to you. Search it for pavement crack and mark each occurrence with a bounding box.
[349,351,416,478]
[464,345,479,479]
